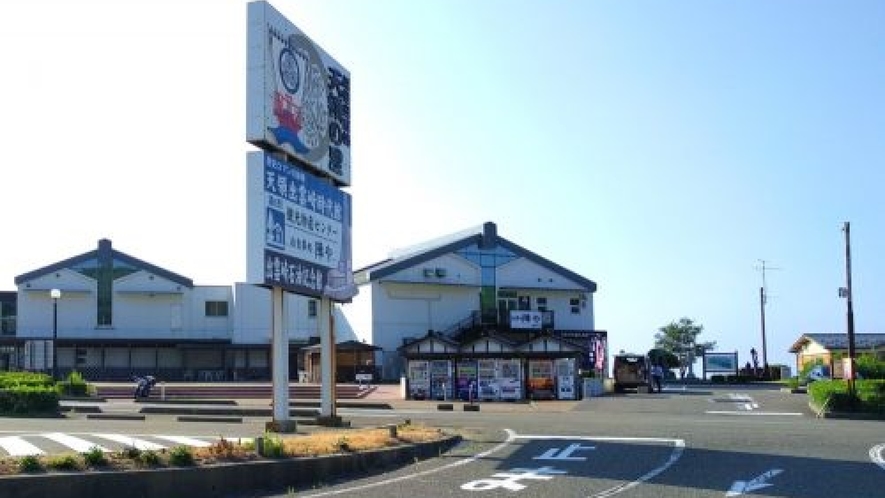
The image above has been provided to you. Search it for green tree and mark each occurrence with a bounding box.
[654,318,716,379]
[647,348,679,371]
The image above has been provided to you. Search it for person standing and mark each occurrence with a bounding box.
[651,363,664,393]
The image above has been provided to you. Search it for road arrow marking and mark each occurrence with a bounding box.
[533,443,596,461]
[726,469,783,496]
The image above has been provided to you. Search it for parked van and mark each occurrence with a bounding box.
[613,354,650,392]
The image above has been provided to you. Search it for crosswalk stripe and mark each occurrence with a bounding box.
[92,434,167,451]
[43,433,110,453]
[0,436,44,456]
[154,435,212,448]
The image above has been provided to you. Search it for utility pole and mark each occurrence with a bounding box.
[841,222,856,395]
[754,260,780,376]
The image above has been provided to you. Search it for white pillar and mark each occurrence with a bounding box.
[271,286,290,426]
[319,297,336,417]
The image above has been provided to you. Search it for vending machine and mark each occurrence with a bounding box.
[555,358,576,400]
[477,359,499,401]
[407,360,430,400]
[498,359,523,401]
[429,360,452,400]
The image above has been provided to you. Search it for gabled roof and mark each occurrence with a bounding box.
[789,333,885,353]
[354,222,596,292]
[302,339,382,351]
[398,331,460,352]
[459,332,520,351]
[14,239,193,289]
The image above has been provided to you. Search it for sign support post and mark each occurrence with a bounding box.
[270,286,294,431]
[319,296,338,422]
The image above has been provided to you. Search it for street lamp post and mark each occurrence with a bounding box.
[50,289,61,380]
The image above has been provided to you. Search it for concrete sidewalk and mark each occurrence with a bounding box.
[64,382,583,417]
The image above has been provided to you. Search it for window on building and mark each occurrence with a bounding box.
[569,297,580,315]
[536,296,547,312]
[205,301,229,317]
[308,299,318,318]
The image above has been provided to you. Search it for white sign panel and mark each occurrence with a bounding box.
[247,151,357,301]
[247,1,351,186]
[510,310,543,329]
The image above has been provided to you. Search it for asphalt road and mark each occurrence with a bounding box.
[2,385,883,497]
[266,384,885,498]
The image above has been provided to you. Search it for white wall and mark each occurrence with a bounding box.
[381,254,481,287]
[187,286,234,339]
[232,283,319,344]
[16,269,97,338]
[337,284,372,343]
[497,258,585,291]
[370,282,478,351]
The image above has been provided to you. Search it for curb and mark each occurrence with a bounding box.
[0,436,461,498]
[176,415,243,423]
[86,413,146,421]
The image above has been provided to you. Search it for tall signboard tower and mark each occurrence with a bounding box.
[246,1,355,430]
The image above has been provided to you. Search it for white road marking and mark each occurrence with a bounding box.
[462,466,566,491]
[153,435,213,448]
[0,436,44,456]
[726,469,783,496]
[705,411,803,416]
[92,433,167,451]
[870,443,885,471]
[296,430,518,497]
[515,434,685,498]
[534,443,596,461]
[42,432,110,453]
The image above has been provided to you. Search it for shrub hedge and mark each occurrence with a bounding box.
[808,379,885,415]
[0,372,60,415]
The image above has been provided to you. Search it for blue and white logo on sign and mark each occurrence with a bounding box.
[266,208,286,249]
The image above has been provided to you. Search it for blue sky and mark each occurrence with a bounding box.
[1,0,883,369]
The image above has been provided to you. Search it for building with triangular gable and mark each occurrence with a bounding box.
[8,239,331,381]
[341,222,606,401]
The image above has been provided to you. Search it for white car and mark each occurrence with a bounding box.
[806,365,831,382]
